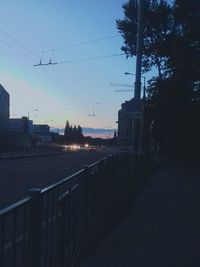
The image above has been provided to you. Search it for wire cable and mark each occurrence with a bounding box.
[43,67,91,116]
[58,53,124,64]
[0,28,40,59]
[42,34,120,52]
[0,38,34,62]
[0,53,124,69]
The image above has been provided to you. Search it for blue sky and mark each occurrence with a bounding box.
[0,0,153,130]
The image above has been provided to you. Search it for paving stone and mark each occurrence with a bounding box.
[80,161,200,267]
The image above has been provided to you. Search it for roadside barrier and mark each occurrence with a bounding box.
[0,152,131,267]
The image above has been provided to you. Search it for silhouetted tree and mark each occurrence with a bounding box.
[64,121,83,143]
[165,0,200,82]
[117,0,200,159]
[77,125,83,140]
[113,131,117,145]
[116,0,172,77]
[64,120,70,138]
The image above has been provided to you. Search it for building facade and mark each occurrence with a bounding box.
[0,84,9,131]
[9,117,33,134]
[118,98,143,147]
[33,124,52,143]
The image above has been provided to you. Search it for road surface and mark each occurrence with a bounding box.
[0,148,119,209]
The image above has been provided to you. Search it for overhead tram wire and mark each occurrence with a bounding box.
[0,37,34,62]
[0,30,122,126]
[0,28,40,59]
[0,31,41,69]
[0,29,123,67]
[0,31,124,115]
[110,82,134,93]
[58,53,124,64]
[0,31,118,125]
[0,29,122,65]
[0,30,123,117]
[41,66,90,116]
[41,34,120,52]
[0,53,124,69]
[43,67,91,116]
[33,53,124,66]
[0,64,33,70]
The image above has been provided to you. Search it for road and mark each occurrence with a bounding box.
[0,148,119,209]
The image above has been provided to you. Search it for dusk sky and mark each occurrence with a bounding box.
[0,0,154,131]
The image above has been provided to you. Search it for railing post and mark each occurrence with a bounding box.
[81,166,89,231]
[27,188,42,267]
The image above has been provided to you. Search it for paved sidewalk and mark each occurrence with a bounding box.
[80,160,200,267]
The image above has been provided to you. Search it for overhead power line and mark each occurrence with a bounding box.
[114,89,133,92]
[0,28,40,59]
[32,53,124,67]
[58,53,124,64]
[0,29,123,68]
[109,83,133,88]
[44,35,120,52]
[45,68,91,115]
[0,53,124,69]
[109,82,134,93]
[0,38,34,62]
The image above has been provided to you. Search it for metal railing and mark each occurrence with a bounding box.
[0,152,131,267]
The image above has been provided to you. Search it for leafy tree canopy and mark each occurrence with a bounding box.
[116,0,172,77]
[117,0,200,157]
[117,0,200,82]
[64,120,83,142]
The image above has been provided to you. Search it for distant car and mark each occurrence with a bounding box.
[89,146,97,152]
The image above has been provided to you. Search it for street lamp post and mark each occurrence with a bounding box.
[125,0,144,170]
[125,71,146,157]
[124,72,146,99]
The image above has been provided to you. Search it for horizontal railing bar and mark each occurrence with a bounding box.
[41,154,114,194]
[0,196,30,216]
[41,169,84,194]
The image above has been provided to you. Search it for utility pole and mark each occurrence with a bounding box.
[134,0,144,101]
[132,0,144,156]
